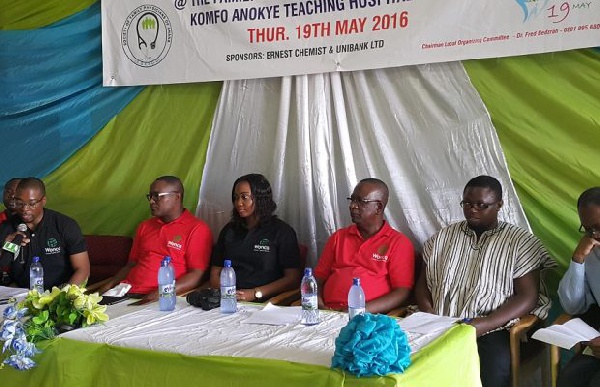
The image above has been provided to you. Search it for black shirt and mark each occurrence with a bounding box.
[0,208,87,289]
[210,218,301,289]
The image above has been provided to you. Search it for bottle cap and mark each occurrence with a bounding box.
[352,277,360,286]
[164,256,171,264]
[224,259,232,267]
[304,267,312,276]
[32,256,40,263]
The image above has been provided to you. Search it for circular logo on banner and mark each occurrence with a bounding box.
[122,5,173,67]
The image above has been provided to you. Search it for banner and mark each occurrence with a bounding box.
[102,0,600,86]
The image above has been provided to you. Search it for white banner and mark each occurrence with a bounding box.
[102,0,600,86]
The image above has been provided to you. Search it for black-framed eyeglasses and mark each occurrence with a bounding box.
[146,191,179,202]
[579,225,600,238]
[14,197,44,210]
[347,196,381,207]
[460,201,498,210]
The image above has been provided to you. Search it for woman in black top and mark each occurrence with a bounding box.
[209,173,302,302]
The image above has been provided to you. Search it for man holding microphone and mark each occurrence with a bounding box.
[0,178,89,290]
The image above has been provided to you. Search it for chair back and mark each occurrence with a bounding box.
[299,244,308,268]
[405,252,423,305]
[85,235,133,285]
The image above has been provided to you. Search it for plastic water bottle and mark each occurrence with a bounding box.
[165,255,176,294]
[348,277,365,320]
[220,259,237,314]
[29,256,44,292]
[158,256,176,311]
[300,268,319,325]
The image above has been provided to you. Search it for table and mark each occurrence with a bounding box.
[1,291,481,386]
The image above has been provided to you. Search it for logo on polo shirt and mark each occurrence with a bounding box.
[45,238,61,255]
[167,235,183,250]
[372,244,389,262]
[253,238,270,253]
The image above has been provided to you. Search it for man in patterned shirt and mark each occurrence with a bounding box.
[415,175,555,387]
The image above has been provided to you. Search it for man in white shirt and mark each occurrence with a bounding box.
[557,187,600,387]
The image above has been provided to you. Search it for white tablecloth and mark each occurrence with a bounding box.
[60,298,454,367]
[64,299,348,367]
[0,287,456,367]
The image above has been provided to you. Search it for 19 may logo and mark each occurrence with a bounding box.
[514,0,550,21]
[122,5,173,67]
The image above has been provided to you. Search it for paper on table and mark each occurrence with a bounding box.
[242,303,301,326]
[532,318,600,349]
[399,312,460,334]
[0,287,29,314]
[0,286,29,300]
[102,283,132,297]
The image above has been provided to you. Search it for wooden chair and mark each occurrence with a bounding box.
[84,235,133,291]
[550,313,574,387]
[387,253,423,317]
[510,314,546,387]
[549,304,600,387]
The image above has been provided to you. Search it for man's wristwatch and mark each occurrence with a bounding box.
[254,288,263,299]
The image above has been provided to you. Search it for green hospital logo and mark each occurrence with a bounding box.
[45,238,61,255]
[254,239,271,253]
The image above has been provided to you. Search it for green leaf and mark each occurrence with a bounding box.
[32,310,49,324]
[27,326,43,337]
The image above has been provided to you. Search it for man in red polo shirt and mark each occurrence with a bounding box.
[100,176,212,300]
[314,178,414,314]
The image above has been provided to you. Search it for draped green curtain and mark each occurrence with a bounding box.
[1,0,221,236]
[464,49,600,286]
[0,0,95,29]
[44,83,222,236]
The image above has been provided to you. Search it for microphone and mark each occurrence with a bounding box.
[1,223,28,260]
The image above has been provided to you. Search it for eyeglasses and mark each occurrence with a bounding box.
[14,197,44,210]
[233,193,253,202]
[146,192,179,202]
[347,196,381,207]
[460,201,498,210]
[579,225,600,238]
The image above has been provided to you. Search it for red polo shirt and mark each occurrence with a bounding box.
[0,210,8,225]
[314,222,414,309]
[124,209,212,294]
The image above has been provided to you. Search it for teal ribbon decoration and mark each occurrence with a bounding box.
[331,313,411,377]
